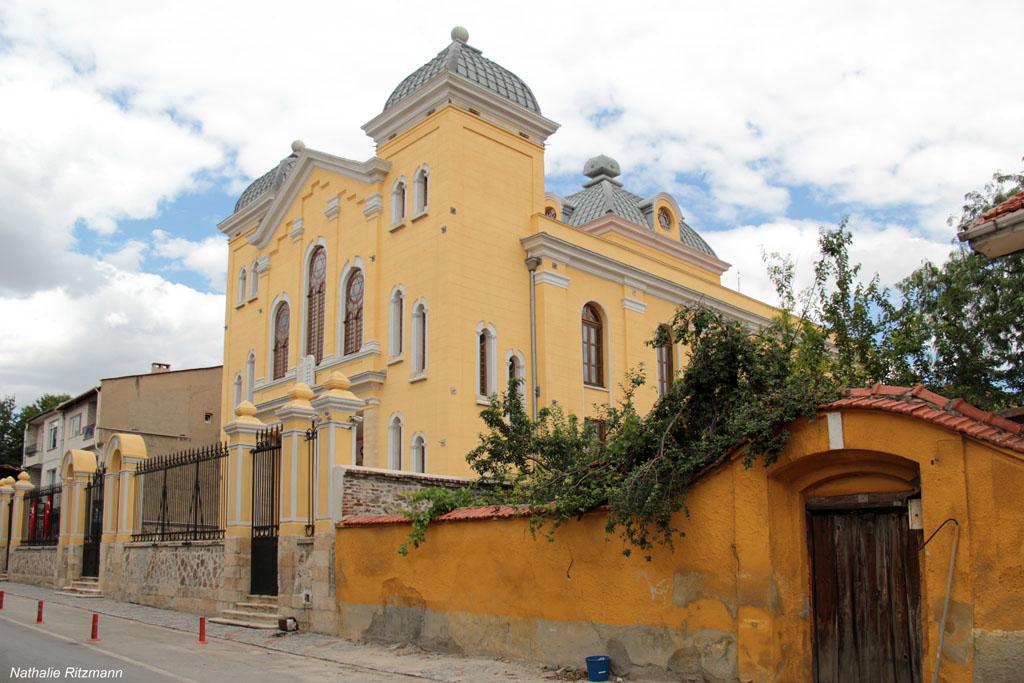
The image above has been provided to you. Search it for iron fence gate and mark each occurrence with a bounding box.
[251,426,281,596]
[82,468,104,577]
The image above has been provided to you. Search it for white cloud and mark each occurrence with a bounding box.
[151,229,227,292]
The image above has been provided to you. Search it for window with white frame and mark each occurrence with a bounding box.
[476,324,497,399]
[233,373,243,407]
[391,178,407,226]
[70,414,81,436]
[411,301,428,375]
[412,434,426,473]
[48,421,58,450]
[237,268,247,305]
[413,166,429,215]
[250,261,260,298]
[389,287,404,357]
[246,353,255,402]
[388,415,403,470]
[507,352,526,405]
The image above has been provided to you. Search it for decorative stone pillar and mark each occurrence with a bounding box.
[222,401,263,607]
[275,384,317,625]
[59,450,97,588]
[0,477,14,573]
[309,371,365,633]
[6,472,33,578]
[96,435,146,598]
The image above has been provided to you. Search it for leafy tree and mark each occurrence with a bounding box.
[0,394,71,467]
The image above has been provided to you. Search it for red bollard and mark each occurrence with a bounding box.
[36,600,43,624]
[198,616,207,645]
[0,590,5,610]
[90,613,100,642]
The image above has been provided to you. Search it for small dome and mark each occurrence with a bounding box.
[383,28,540,114]
[234,149,300,213]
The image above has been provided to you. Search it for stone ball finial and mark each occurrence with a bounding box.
[235,400,258,418]
[17,471,30,482]
[0,476,12,487]
[288,383,315,402]
[451,26,469,43]
[583,154,621,179]
[323,371,352,392]
[291,139,306,154]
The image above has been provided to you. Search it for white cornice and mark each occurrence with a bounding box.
[534,271,569,288]
[622,297,646,314]
[577,214,730,276]
[219,193,273,239]
[521,232,772,328]
[362,71,560,146]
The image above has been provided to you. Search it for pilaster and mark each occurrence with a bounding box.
[0,477,14,571]
[222,400,264,606]
[10,472,33,552]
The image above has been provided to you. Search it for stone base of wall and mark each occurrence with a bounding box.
[276,530,336,634]
[337,466,473,518]
[8,546,59,588]
[101,541,225,616]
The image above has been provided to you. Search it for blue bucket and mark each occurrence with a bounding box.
[585,655,611,682]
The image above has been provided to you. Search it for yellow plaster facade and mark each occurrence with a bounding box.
[218,28,776,477]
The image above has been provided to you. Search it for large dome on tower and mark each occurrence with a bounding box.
[383,27,541,115]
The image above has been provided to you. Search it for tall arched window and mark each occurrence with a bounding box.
[582,304,604,387]
[656,324,674,397]
[246,352,255,402]
[412,434,426,473]
[344,269,364,356]
[273,303,290,380]
[412,301,427,374]
[507,353,526,405]
[306,246,327,363]
[476,325,496,398]
[413,166,429,214]
[233,373,242,407]
[250,262,260,298]
[388,415,403,470]
[389,288,404,357]
[237,268,247,305]
[391,179,406,225]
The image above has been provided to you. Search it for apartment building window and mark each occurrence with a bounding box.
[306,246,327,363]
[48,422,58,450]
[70,414,81,436]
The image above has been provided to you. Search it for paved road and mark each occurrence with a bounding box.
[0,594,416,682]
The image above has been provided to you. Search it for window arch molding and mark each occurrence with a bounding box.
[236,267,247,305]
[410,432,427,473]
[410,297,429,377]
[249,260,260,298]
[388,284,406,358]
[391,177,407,226]
[412,164,430,216]
[245,351,256,402]
[387,412,404,471]
[581,302,609,389]
[232,372,243,408]
[504,349,527,405]
[266,293,293,382]
[298,238,329,366]
[337,256,367,358]
[475,321,498,402]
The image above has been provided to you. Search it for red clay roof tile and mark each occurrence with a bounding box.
[974,191,1024,225]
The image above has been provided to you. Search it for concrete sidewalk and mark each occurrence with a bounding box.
[0,581,570,682]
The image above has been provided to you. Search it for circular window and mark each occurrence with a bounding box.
[545,206,557,219]
[311,248,327,284]
[657,207,673,230]
[347,271,364,304]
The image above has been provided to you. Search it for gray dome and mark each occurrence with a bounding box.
[234,153,298,213]
[384,30,540,114]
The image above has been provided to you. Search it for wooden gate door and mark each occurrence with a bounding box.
[809,502,923,683]
[81,468,104,578]
[250,426,281,596]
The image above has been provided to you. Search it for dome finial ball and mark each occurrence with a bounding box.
[451,26,469,43]
[291,139,305,154]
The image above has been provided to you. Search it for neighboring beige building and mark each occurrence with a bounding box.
[97,364,223,460]
[21,364,223,483]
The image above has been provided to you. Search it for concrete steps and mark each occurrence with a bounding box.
[209,595,283,630]
[57,577,103,598]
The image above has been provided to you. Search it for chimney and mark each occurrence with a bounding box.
[151,362,171,373]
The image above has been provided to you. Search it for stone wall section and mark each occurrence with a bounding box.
[338,467,472,519]
[102,541,225,615]
[8,546,59,587]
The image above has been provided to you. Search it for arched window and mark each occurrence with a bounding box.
[656,324,674,397]
[413,166,429,214]
[233,373,242,407]
[657,206,673,230]
[412,434,426,473]
[391,179,406,225]
[544,206,557,220]
[306,246,327,363]
[412,301,427,374]
[246,352,256,402]
[237,268,247,305]
[353,413,364,467]
[476,325,496,398]
[273,302,290,380]
[389,288,404,357]
[343,269,364,356]
[507,353,526,405]
[250,262,260,298]
[582,304,604,387]
[388,415,403,470]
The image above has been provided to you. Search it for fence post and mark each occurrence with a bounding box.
[0,477,14,573]
[60,450,97,586]
[10,473,33,557]
[223,401,263,605]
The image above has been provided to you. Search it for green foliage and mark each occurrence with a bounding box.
[0,393,71,467]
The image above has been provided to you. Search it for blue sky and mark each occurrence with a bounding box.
[1,0,1021,402]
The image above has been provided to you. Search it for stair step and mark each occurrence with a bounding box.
[234,602,280,613]
[56,591,104,598]
[208,617,280,630]
[219,609,281,625]
[246,595,278,603]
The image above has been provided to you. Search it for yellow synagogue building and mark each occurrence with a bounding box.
[218,26,776,477]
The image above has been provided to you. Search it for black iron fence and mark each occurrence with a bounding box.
[22,484,61,545]
[132,442,228,542]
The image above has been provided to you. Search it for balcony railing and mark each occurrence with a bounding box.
[23,444,38,458]
[82,424,95,439]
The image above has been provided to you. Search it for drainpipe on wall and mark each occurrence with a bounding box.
[921,517,960,683]
[524,256,542,422]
